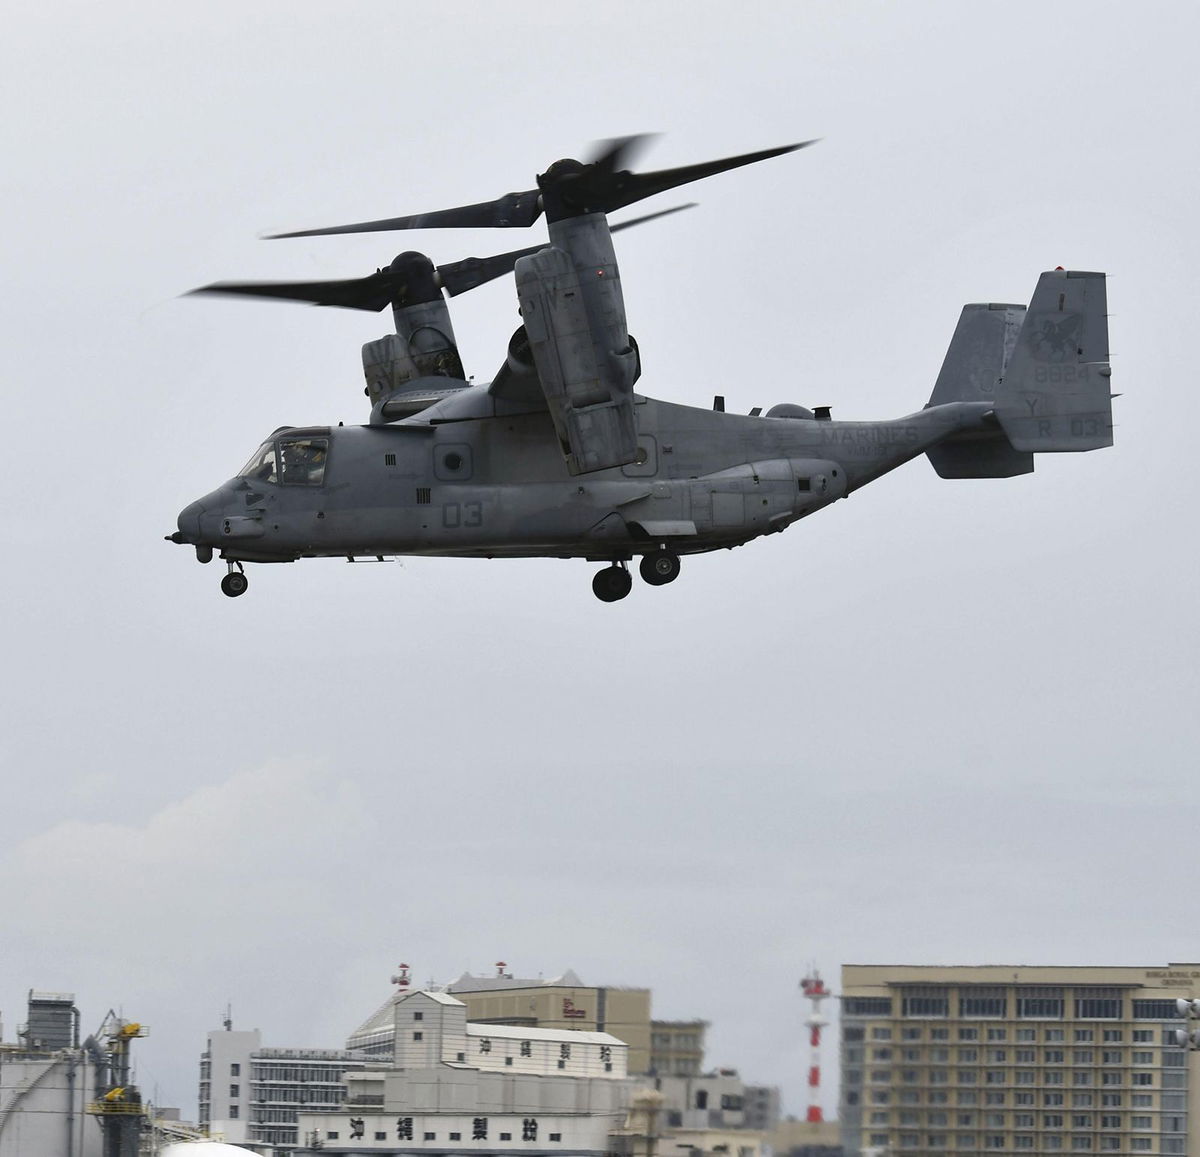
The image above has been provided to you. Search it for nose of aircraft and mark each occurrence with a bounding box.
[175,498,206,543]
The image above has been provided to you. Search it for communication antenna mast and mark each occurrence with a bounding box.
[391,963,412,993]
[800,967,831,1124]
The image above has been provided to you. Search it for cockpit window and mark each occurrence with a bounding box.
[238,441,278,483]
[280,437,329,486]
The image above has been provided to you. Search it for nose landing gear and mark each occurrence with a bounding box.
[220,562,249,598]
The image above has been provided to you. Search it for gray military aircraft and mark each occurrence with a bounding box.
[169,138,1114,602]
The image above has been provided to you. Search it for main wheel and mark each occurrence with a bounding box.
[639,550,681,586]
[221,572,249,598]
[592,566,633,602]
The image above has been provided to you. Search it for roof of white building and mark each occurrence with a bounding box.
[466,1023,625,1046]
[348,988,466,1041]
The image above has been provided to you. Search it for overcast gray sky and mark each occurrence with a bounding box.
[2,0,1197,1121]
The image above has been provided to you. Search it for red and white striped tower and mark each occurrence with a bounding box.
[800,969,830,1124]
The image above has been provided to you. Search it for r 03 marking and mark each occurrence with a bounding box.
[442,501,482,529]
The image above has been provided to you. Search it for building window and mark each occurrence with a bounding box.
[696,1091,709,1110]
[424,1133,436,1141]
[844,997,892,1016]
[325,1132,335,1140]
[1017,988,1064,1019]
[375,1134,387,1142]
[229,1106,239,1120]
[903,988,949,1018]
[961,989,1007,1019]
[1102,1029,1124,1042]
[1073,1093,1094,1107]
[230,1063,240,1076]
[1133,1000,1180,1019]
[413,1031,423,1041]
[1131,1073,1153,1086]
[500,1133,513,1141]
[413,1011,423,1021]
[549,1134,562,1142]
[959,1028,979,1041]
[229,1085,239,1098]
[988,1028,1007,1041]
[960,1048,979,1063]
[450,1133,462,1141]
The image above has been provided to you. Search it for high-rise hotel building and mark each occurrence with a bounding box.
[840,964,1200,1156]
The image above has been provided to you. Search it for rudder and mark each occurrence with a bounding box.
[993,270,1113,452]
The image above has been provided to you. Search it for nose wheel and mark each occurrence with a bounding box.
[220,563,249,598]
[639,549,681,586]
[592,563,633,603]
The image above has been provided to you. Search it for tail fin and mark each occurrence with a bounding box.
[993,269,1113,452]
[927,302,1034,478]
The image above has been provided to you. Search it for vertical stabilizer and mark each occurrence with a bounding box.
[993,270,1112,452]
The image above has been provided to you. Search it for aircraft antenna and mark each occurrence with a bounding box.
[800,967,830,1123]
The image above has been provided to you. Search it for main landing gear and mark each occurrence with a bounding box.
[639,549,681,586]
[592,550,682,602]
[592,563,633,603]
[220,561,248,598]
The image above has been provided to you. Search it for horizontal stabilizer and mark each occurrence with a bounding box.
[927,434,1034,479]
[993,270,1112,452]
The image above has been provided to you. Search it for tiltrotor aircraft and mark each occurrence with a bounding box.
[169,137,1114,601]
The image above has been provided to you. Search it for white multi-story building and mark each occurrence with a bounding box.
[199,1026,376,1151]
[296,989,632,1154]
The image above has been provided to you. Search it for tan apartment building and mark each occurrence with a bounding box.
[840,964,1200,1157]
[448,969,653,1074]
[650,1020,709,1076]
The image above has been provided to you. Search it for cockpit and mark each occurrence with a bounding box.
[238,433,330,486]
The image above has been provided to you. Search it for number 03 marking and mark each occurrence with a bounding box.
[442,501,483,529]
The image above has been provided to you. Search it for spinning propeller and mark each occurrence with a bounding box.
[263,135,816,238]
[190,205,694,312]
[190,137,815,311]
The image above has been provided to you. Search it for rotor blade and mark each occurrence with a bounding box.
[264,188,543,239]
[586,134,658,177]
[575,140,819,215]
[188,273,396,312]
[192,203,701,311]
[436,202,697,297]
